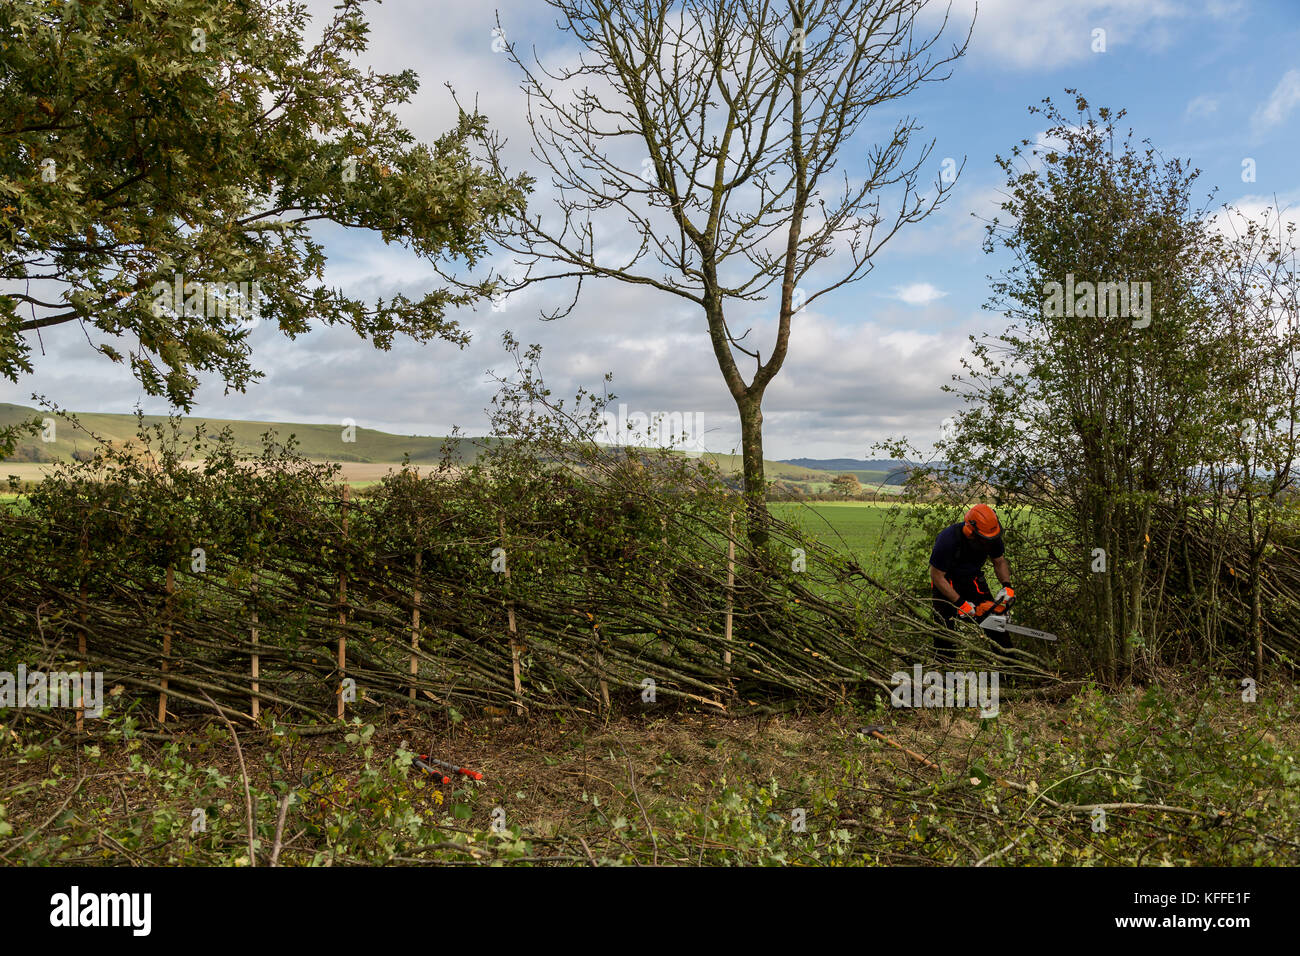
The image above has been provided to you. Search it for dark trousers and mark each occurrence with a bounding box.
[930,573,1010,659]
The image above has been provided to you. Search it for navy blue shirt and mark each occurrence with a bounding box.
[930,522,1004,581]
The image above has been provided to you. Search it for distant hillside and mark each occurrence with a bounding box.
[696,453,831,482]
[0,403,483,464]
[780,458,911,485]
[0,405,812,480]
[1,405,921,496]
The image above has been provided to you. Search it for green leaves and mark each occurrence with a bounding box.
[940,93,1300,669]
[0,0,528,408]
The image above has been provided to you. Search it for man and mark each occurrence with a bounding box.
[929,503,1015,658]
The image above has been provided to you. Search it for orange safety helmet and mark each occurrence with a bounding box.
[962,504,1002,544]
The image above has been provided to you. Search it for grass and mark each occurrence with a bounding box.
[795,480,904,495]
[772,500,925,571]
[3,675,1296,865]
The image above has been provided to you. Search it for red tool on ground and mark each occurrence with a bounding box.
[411,756,450,784]
[414,754,483,782]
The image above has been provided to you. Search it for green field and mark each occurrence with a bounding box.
[771,500,924,570]
[696,452,828,481]
[792,480,904,496]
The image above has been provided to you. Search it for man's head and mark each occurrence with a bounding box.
[961,503,1003,553]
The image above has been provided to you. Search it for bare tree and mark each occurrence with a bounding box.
[1211,205,1300,679]
[480,0,972,545]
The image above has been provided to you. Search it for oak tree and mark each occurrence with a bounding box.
[0,0,528,409]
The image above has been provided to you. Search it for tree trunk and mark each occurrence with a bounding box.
[1248,507,1264,682]
[737,392,768,549]
[1250,553,1263,682]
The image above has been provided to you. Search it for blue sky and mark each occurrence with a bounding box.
[4,0,1298,459]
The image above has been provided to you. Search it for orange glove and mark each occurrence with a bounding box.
[957,600,976,618]
[994,585,1015,610]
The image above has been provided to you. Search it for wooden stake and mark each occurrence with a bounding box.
[76,527,89,731]
[595,639,610,713]
[337,484,349,720]
[76,579,87,733]
[158,564,174,724]
[499,514,523,716]
[659,517,671,657]
[723,510,735,675]
[251,574,260,720]
[410,551,421,701]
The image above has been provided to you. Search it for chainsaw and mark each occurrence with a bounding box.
[969,588,1059,642]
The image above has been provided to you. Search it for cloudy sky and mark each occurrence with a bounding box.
[5,0,1299,459]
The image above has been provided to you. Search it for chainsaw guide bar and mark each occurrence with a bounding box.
[978,612,1059,642]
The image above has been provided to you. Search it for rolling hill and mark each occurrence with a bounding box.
[1,404,914,496]
[779,457,911,486]
[0,405,819,482]
[0,403,484,465]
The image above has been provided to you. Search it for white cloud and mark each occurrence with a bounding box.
[1205,0,1246,20]
[1252,69,1300,133]
[1185,94,1220,119]
[1207,192,1300,255]
[928,0,1191,70]
[891,283,949,306]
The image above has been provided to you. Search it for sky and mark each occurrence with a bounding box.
[4,0,1299,459]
